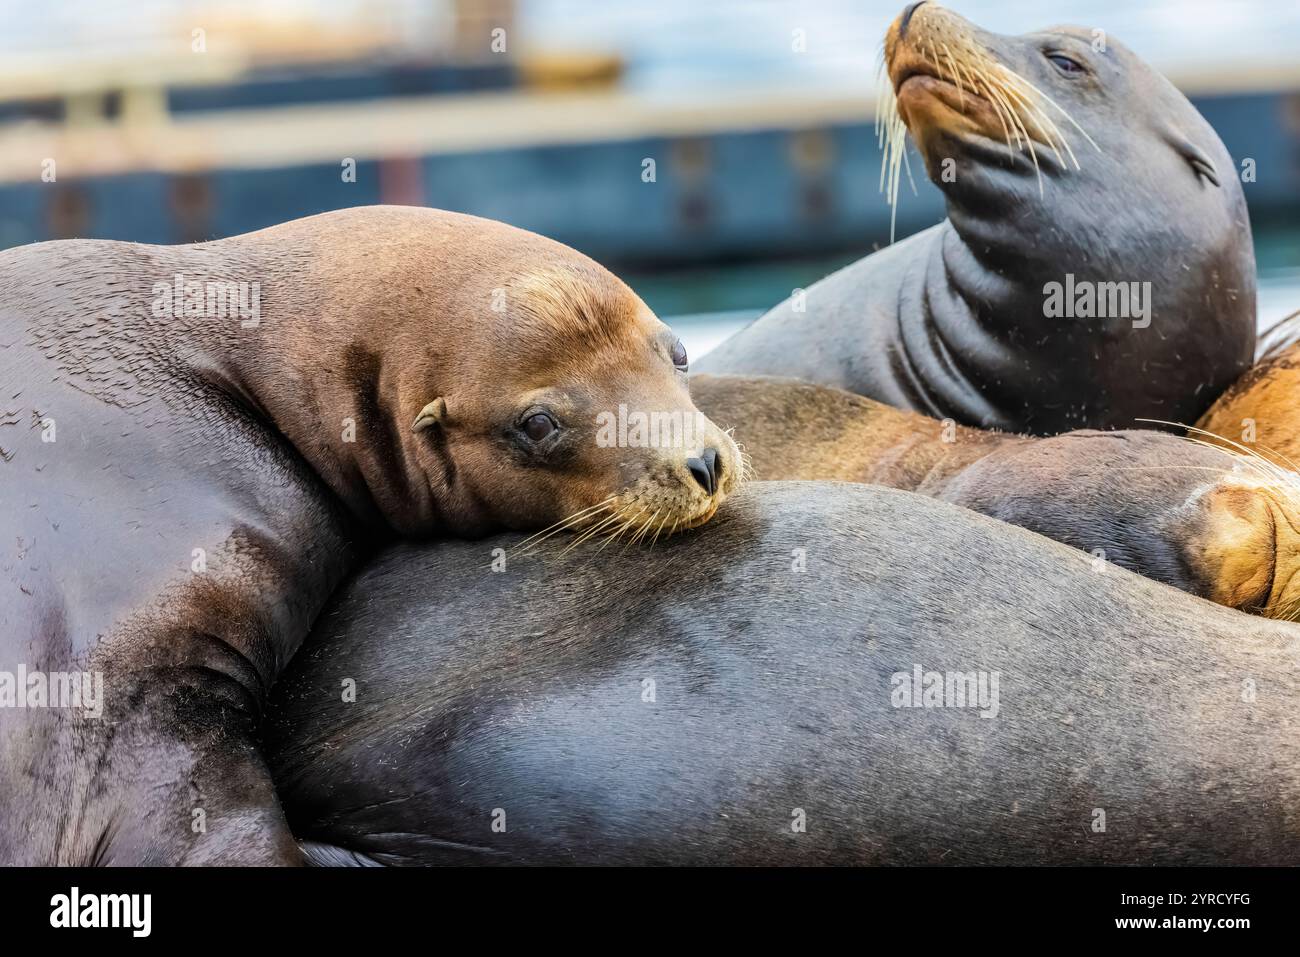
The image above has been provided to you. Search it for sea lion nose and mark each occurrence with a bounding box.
[900,1,926,38]
[686,448,722,495]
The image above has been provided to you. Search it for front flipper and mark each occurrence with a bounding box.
[64,669,303,866]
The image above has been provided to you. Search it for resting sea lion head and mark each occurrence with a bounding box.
[398,258,742,541]
[233,208,740,542]
[880,2,1252,305]
[937,428,1300,619]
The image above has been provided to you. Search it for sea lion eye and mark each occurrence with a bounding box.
[670,338,689,371]
[1046,53,1084,76]
[522,412,557,442]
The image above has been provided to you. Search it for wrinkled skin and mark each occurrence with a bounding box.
[699,2,1255,435]
[264,483,1300,865]
[0,205,737,865]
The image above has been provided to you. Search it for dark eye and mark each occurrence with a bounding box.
[1046,53,1084,75]
[523,413,557,442]
[670,338,688,371]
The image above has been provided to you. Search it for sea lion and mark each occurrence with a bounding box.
[697,2,1256,435]
[1198,310,1300,464]
[692,373,1300,618]
[263,482,1300,865]
[0,205,738,865]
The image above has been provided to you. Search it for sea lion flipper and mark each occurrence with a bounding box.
[87,720,303,865]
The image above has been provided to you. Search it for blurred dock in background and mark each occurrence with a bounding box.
[0,0,1298,349]
[2,0,1299,260]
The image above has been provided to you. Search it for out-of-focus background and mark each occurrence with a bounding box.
[1,0,1298,354]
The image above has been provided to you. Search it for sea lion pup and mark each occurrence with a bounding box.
[262,483,1300,866]
[697,2,1255,434]
[0,205,739,865]
[692,373,1300,618]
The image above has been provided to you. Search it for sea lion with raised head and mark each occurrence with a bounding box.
[264,482,1300,865]
[698,2,1255,435]
[0,205,739,865]
[692,373,1300,618]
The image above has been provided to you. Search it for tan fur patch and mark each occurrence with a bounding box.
[508,266,642,354]
[1192,480,1278,612]
[1197,348,1300,467]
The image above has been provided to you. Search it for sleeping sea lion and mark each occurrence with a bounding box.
[692,373,1300,618]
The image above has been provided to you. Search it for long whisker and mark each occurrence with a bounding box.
[998,77,1066,171]
[514,496,616,553]
[1141,420,1300,478]
[994,63,1100,152]
[1140,420,1300,497]
[595,514,637,553]
[876,16,1099,229]
[650,511,672,548]
[606,507,649,551]
[559,510,627,556]
[630,509,662,547]
[940,43,966,109]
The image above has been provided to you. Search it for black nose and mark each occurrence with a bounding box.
[900,1,926,38]
[686,448,722,496]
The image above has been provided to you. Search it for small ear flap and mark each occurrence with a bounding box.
[1175,135,1220,187]
[411,397,447,433]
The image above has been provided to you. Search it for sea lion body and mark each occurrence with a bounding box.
[0,206,737,864]
[265,483,1300,865]
[1,234,351,865]
[1199,319,1300,465]
[698,3,1256,434]
[692,373,1300,617]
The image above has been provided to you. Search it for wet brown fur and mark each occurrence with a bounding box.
[693,373,1300,618]
[0,206,736,865]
